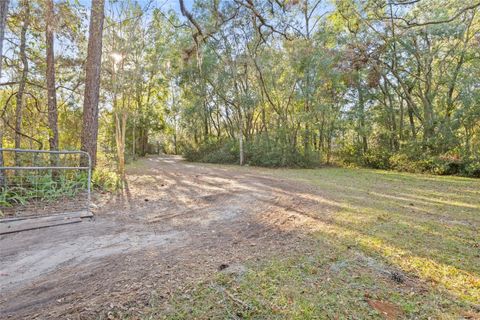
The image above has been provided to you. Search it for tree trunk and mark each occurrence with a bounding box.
[115,112,127,181]
[357,84,368,154]
[399,98,404,143]
[0,0,9,188]
[132,115,136,160]
[203,99,209,142]
[81,0,105,168]
[45,0,59,174]
[422,100,434,149]
[0,0,7,77]
[239,132,244,166]
[15,0,30,165]
[173,115,178,155]
[408,104,416,139]
[238,107,244,166]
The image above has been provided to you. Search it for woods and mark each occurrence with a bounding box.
[176,0,480,176]
[1,1,480,318]
[0,0,479,177]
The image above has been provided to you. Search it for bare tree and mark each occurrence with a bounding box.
[81,0,105,168]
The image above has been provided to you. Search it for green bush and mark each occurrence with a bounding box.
[183,140,238,164]
[0,187,28,208]
[389,153,415,172]
[0,167,121,210]
[464,160,480,178]
[183,137,321,168]
[182,138,479,178]
[363,149,392,169]
[0,172,89,207]
[202,141,238,164]
[414,158,436,173]
[336,144,362,167]
[388,151,479,177]
[246,140,313,167]
[430,154,464,175]
[92,168,122,192]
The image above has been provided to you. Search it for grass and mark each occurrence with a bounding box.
[0,172,89,208]
[274,168,480,303]
[139,167,480,319]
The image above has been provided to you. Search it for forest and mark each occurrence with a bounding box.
[0,0,479,178]
[1,1,480,319]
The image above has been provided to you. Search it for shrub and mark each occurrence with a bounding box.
[247,144,319,168]
[414,158,436,173]
[389,153,415,172]
[363,149,392,169]
[92,168,122,192]
[183,140,238,164]
[336,144,362,167]
[389,151,480,177]
[183,137,321,168]
[182,138,480,178]
[0,172,89,207]
[0,167,121,211]
[202,140,238,164]
[464,160,480,178]
[431,153,464,175]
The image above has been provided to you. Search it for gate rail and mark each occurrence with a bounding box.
[0,148,92,219]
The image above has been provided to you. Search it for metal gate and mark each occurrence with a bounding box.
[0,149,92,222]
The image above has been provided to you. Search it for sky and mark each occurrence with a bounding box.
[77,0,194,14]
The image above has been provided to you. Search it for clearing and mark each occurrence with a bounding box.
[0,156,479,319]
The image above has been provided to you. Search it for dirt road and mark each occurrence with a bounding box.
[0,156,318,319]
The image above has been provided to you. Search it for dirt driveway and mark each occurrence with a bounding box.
[0,156,319,319]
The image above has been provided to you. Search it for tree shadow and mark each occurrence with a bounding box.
[247,168,480,306]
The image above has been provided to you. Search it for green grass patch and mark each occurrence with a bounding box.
[146,242,472,319]
[271,168,480,305]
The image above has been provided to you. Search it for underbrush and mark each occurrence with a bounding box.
[92,167,122,192]
[338,147,480,178]
[184,139,479,177]
[0,173,89,208]
[183,139,320,168]
[390,153,480,177]
[183,140,238,164]
[0,167,121,209]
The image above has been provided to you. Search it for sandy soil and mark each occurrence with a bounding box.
[0,156,321,319]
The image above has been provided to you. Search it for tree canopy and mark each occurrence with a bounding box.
[0,0,479,177]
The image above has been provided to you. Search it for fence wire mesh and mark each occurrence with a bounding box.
[0,149,91,219]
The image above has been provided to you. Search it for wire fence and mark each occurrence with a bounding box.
[0,149,91,219]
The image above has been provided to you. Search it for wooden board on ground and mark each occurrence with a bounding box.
[0,211,93,235]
